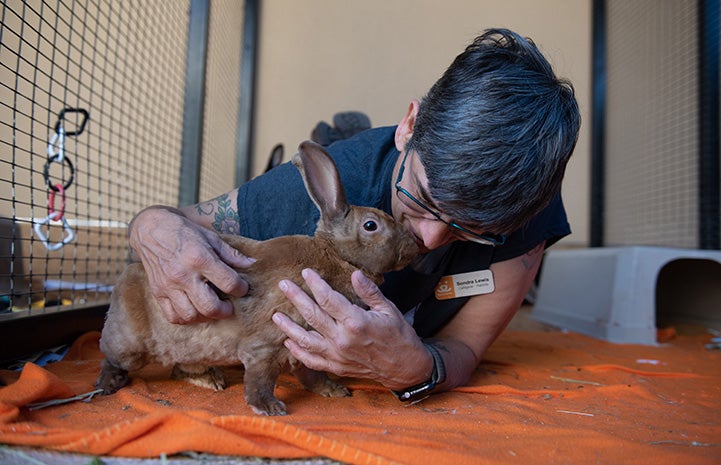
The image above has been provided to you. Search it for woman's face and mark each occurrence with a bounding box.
[390,148,462,254]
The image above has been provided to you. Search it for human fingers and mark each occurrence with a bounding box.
[351,270,399,313]
[282,336,337,374]
[202,232,254,297]
[271,308,335,372]
[157,292,208,325]
[199,256,251,300]
[185,278,236,320]
[155,278,233,323]
[208,233,257,269]
[147,255,233,323]
[277,276,340,335]
[276,272,408,381]
[299,268,361,324]
[156,233,246,315]
[128,207,237,323]
[271,311,322,351]
[173,230,250,299]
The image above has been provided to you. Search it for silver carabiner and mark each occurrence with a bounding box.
[47,126,66,163]
[33,213,75,251]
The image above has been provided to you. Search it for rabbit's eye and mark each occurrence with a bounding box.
[363,220,378,232]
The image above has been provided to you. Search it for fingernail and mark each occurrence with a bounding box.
[240,252,256,263]
[278,280,288,292]
[232,248,256,263]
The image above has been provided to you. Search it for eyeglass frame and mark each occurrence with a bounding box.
[394,144,507,247]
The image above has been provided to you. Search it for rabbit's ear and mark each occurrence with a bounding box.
[293,141,349,221]
[265,143,284,172]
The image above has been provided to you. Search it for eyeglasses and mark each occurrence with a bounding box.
[394,145,507,247]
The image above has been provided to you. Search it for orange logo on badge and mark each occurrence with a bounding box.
[435,275,456,300]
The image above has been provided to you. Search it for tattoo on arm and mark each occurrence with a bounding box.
[196,193,241,234]
[195,202,214,216]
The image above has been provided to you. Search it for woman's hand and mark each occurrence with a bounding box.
[129,206,255,324]
[273,268,433,390]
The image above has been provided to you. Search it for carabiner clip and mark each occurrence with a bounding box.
[33,212,75,251]
[47,183,66,219]
[46,107,89,163]
[32,108,88,252]
[47,126,66,163]
[55,108,89,137]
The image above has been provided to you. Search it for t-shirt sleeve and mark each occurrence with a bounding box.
[235,127,398,241]
[236,161,319,240]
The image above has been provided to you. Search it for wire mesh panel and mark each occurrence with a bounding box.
[0,0,191,318]
[199,0,245,201]
[604,0,701,247]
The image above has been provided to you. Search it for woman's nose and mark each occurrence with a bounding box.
[417,219,456,250]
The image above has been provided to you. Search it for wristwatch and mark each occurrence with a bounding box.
[392,342,446,403]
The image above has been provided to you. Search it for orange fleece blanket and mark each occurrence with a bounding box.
[0,330,719,465]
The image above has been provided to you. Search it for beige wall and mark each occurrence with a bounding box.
[253,0,592,246]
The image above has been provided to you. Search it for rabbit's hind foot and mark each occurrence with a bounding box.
[171,364,227,391]
[95,358,130,394]
[293,364,351,398]
[311,377,351,398]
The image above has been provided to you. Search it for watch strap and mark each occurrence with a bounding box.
[425,342,446,385]
[392,342,446,403]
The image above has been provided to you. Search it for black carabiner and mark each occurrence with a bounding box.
[43,154,75,191]
[54,108,89,136]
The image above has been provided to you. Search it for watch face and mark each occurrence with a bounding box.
[393,380,436,402]
[392,342,445,403]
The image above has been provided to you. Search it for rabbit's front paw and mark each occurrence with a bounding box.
[247,393,288,416]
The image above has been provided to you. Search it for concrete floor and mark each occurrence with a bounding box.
[0,446,340,465]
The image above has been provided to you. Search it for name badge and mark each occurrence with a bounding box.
[434,269,495,300]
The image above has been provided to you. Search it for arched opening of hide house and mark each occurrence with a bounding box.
[655,259,721,333]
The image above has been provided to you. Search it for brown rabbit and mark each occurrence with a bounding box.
[96,140,419,415]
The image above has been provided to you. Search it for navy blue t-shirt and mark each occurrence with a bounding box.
[236,126,570,336]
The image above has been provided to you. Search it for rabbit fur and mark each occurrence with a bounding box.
[96,140,419,416]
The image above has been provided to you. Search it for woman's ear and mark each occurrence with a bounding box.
[395,100,419,152]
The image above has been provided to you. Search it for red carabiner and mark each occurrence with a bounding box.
[48,183,66,220]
